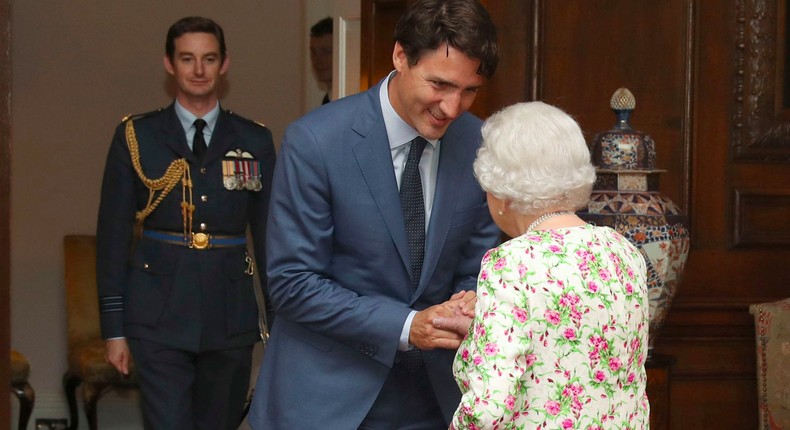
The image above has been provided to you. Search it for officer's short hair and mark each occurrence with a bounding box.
[165,16,227,63]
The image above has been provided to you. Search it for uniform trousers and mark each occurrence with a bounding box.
[358,358,446,430]
[128,337,253,430]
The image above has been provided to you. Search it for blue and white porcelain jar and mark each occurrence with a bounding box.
[578,88,690,356]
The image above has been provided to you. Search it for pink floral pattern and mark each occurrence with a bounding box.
[450,225,650,429]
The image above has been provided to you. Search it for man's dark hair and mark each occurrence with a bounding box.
[310,17,333,38]
[165,16,227,62]
[393,0,498,78]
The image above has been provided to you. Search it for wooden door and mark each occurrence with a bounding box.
[0,0,10,423]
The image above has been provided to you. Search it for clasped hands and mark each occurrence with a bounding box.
[409,290,476,351]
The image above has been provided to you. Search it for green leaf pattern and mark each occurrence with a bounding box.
[450,225,650,430]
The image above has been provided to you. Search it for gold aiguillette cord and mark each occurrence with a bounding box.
[125,120,194,242]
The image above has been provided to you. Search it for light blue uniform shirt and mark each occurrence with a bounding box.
[174,99,220,149]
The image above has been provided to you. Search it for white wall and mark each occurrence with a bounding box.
[10,2,306,428]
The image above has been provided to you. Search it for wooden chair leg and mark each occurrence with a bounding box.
[11,381,35,430]
[82,382,107,430]
[62,371,82,430]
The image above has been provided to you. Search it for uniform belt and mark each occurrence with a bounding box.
[141,229,247,249]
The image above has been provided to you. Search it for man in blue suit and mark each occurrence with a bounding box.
[249,1,500,428]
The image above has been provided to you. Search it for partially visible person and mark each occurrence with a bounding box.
[97,16,275,430]
[310,16,333,105]
[446,102,650,429]
[248,0,500,428]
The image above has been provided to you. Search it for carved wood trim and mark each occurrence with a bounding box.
[682,0,697,213]
[732,0,790,161]
[528,0,542,101]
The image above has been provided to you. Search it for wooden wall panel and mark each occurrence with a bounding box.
[360,0,407,89]
[478,1,531,114]
[669,379,757,429]
[536,0,691,210]
[733,188,790,246]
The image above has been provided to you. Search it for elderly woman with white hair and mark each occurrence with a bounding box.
[447,102,650,429]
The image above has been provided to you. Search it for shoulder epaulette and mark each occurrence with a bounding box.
[121,107,164,123]
[227,110,267,129]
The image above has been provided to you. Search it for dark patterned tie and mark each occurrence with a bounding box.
[400,136,428,290]
[192,119,207,162]
[400,136,428,373]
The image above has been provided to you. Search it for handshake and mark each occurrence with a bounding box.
[408,290,477,351]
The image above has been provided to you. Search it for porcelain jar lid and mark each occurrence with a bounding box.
[591,88,657,171]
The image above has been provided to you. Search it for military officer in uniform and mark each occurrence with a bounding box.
[97,16,275,430]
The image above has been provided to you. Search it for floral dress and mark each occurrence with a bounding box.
[451,225,650,430]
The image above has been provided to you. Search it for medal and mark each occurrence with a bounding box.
[234,159,245,190]
[244,160,256,190]
[251,161,262,191]
[223,149,262,191]
[222,159,236,190]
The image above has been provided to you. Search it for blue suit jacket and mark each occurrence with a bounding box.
[249,80,500,429]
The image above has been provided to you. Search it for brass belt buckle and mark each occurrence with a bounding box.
[191,232,210,249]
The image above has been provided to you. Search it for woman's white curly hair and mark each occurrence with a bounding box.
[473,101,596,215]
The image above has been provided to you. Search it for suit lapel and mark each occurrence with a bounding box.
[415,126,465,298]
[351,86,411,277]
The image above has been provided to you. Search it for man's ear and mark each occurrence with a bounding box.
[163,55,175,75]
[220,55,230,76]
[392,42,407,73]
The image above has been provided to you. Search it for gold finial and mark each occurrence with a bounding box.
[610,88,636,110]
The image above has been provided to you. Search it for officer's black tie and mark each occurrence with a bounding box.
[399,136,427,373]
[192,118,207,163]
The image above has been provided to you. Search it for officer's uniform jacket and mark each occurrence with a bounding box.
[96,103,275,352]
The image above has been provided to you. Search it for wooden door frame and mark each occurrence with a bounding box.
[1,0,11,424]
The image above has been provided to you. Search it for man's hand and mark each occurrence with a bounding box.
[105,338,131,375]
[409,291,478,350]
[429,290,476,338]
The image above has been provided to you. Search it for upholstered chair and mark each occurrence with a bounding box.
[10,349,35,430]
[63,235,136,430]
[749,297,790,429]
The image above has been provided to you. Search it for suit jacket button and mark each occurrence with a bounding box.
[201,195,208,202]
[200,168,207,174]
